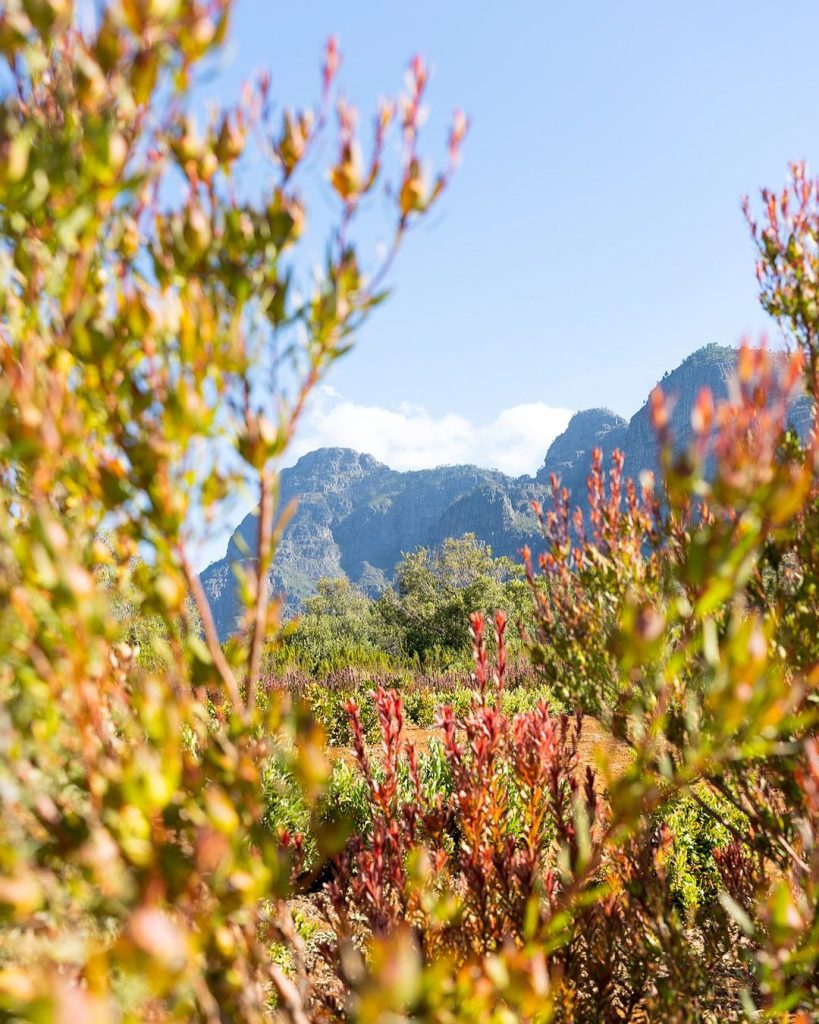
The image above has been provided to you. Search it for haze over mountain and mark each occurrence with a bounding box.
[200,345,812,639]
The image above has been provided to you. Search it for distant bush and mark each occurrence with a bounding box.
[263,536,533,674]
[292,663,567,747]
[373,534,529,666]
[659,788,749,916]
[306,681,379,747]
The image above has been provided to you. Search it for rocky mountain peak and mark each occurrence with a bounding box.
[200,344,808,639]
[536,407,628,484]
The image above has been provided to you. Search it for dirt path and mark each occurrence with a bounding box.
[332,715,634,785]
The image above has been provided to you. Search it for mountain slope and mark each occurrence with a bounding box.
[200,450,549,637]
[200,344,811,639]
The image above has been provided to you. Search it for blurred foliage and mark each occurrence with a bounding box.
[0,1,463,1019]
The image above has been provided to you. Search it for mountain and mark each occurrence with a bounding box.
[200,450,549,637]
[200,344,811,639]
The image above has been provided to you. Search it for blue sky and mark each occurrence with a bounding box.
[192,0,819,562]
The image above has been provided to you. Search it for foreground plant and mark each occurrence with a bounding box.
[325,608,776,1020]
[326,614,601,961]
[0,2,464,1020]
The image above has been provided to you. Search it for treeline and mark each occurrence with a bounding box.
[268,533,532,674]
[100,532,528,676]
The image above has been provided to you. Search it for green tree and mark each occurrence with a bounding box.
[279,577,389,671]
[304,576,371,623]
[376,533,521,663]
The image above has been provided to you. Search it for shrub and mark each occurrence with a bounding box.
[316,342,819,1019]
[326,619,603,959]
[401,688,438,727]
[306,682,379,746]
[0,4,463,1020]
[322,759,372,839]
[659,788,749,916]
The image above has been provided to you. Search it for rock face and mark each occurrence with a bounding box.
[535,407,628,495]
[624,344,739,479]
[200,344,812,638]
[200,450,549,637]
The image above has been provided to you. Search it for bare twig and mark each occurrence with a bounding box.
[246,463,274,715]
[180,547,244,718]
[268,960,311,1024]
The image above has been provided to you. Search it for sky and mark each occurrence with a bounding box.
[193,0,819,563]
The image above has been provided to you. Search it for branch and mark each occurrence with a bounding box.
[180,548,244,719]
[246,362,318,713]
[246,463,274,715]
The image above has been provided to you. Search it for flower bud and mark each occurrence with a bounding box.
[183,205,212,258]
[399,158,426,216]
[330,141,363,202]
[215,115,245,164]
[278,109,312,176]
[131,47,160,104]
[94,9,125,73]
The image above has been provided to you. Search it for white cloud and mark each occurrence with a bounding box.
[288,388,574,478]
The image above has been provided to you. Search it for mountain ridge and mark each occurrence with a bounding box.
[200,344,811,639]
